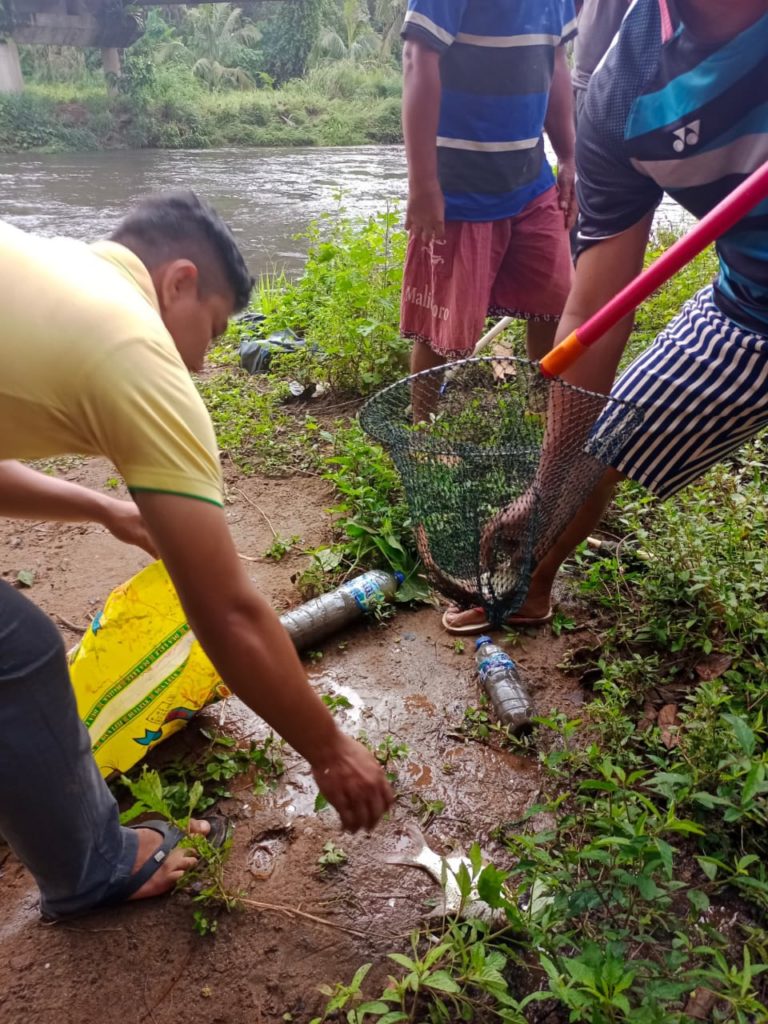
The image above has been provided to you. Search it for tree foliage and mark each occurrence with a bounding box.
[315,0,377,62]
[183,4,263,90]
[259,0,324,84]
[14,1,405,94]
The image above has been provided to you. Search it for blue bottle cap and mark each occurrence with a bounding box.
[394,571,405,585]
[476,635,492,648]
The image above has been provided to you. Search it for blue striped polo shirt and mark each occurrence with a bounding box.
[401,0,577,223]
[576,0,768,335]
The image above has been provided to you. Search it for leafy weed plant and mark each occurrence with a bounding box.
[256,207,409,396]
[317,841,348,871]
[115,730,286,821]
[305,234,768,1021]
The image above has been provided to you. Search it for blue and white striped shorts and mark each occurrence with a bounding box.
[593,286,768,500]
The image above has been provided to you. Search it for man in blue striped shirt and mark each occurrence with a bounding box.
[399,0,578,420]
[444,0,768,634]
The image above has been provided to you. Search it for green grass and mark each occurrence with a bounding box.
[0,62,403,153]
[194,371,322,476]
[169,207,768,1018]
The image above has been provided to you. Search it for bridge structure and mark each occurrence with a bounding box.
[0,0,263,92]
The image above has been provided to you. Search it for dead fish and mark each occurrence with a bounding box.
[386,822,554,925]
[384,821,504,924]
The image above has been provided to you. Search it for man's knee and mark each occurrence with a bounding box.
[604,467,626,487]
[0,583,65,681]
[592,466,626,503]
[410,338,447,374]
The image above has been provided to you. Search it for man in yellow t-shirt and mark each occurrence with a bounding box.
[0,192,392,920]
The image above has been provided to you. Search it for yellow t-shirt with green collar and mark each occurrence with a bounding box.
[0,219,223,507]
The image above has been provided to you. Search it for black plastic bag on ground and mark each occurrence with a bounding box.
[236,313,311,375]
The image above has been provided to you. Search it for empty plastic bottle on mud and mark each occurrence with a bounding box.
[475,636,533,734]
[279,570,404,651]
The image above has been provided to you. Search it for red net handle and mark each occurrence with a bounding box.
[540,160,768,379]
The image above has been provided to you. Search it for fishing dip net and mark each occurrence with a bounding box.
[359,356,643,626]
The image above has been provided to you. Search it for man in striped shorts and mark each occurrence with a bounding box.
[444,0,768,633]
[399,0,578,422]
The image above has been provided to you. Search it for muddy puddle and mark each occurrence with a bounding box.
[198,615,546,840]
[0,467,586,1023]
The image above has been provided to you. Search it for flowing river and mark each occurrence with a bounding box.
[0,146,408,276]
[0,144,688,277]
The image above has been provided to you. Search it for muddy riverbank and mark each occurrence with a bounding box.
[0,457,588,1024]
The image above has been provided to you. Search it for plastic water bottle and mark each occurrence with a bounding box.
[279,570,404,651]
[475,636,533,734]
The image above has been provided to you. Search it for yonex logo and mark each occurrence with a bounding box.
[672,120,700,153]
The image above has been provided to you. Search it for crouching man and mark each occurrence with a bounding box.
[0,192,392,920]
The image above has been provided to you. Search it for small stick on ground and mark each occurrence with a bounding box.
[55,614,87,633]
[234,487,278,539]
[50,924,125,934]
[239,896,388,940]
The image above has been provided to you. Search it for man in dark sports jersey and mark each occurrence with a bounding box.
[444,0,768,634]
[572,0,631,124]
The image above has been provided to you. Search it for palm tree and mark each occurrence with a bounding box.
[182,4,261,90]
[315,0,379,62]
[371,0,407,57]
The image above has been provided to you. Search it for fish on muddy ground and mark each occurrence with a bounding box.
[384,821,505,924]
[385,822,553,925]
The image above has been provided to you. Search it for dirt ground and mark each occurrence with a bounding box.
[0,458,588,1024]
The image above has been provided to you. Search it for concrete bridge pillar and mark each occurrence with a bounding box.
[101,45,120,85]
[0,38,23,93]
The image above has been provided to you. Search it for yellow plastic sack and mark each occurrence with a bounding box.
[68,560,228,778]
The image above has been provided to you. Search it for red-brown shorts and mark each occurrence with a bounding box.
[400,185,573,359]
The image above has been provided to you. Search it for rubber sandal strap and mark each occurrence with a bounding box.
[442,605,554,635]
[117,819,185,902]
[204,814,231,849]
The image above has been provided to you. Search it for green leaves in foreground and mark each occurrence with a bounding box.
[308,429,768,1021]
[116,731,285,824]
[309,732,768,1022]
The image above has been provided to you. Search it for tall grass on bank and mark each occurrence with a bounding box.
[0,62,403,153]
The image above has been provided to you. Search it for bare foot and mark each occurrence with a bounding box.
[128,818,210,902]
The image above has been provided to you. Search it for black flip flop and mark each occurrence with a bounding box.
[114,815,231,903]
[115,818,186,902]
[42,815,230,921]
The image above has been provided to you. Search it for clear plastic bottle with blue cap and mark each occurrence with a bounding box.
[279,570,404,651]
[475,635,533,734]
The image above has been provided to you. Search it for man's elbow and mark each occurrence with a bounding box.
[402,38,439,79]
[551,46,571,90]
[188,587,270,656]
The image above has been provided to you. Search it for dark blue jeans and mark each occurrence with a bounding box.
[0,580,138,917]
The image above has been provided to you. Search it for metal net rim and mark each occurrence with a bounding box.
[358,355,640,451]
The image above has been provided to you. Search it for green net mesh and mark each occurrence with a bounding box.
[359,357,643,625]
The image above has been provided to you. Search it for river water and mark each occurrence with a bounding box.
[0,146,408,276]
[0,144,688,277]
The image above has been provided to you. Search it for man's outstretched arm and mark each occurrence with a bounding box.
[545,45,578,230]
[0,460,155,554]
[402,38,444,241]
[557,213,654,391]
[133,490,394,833]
